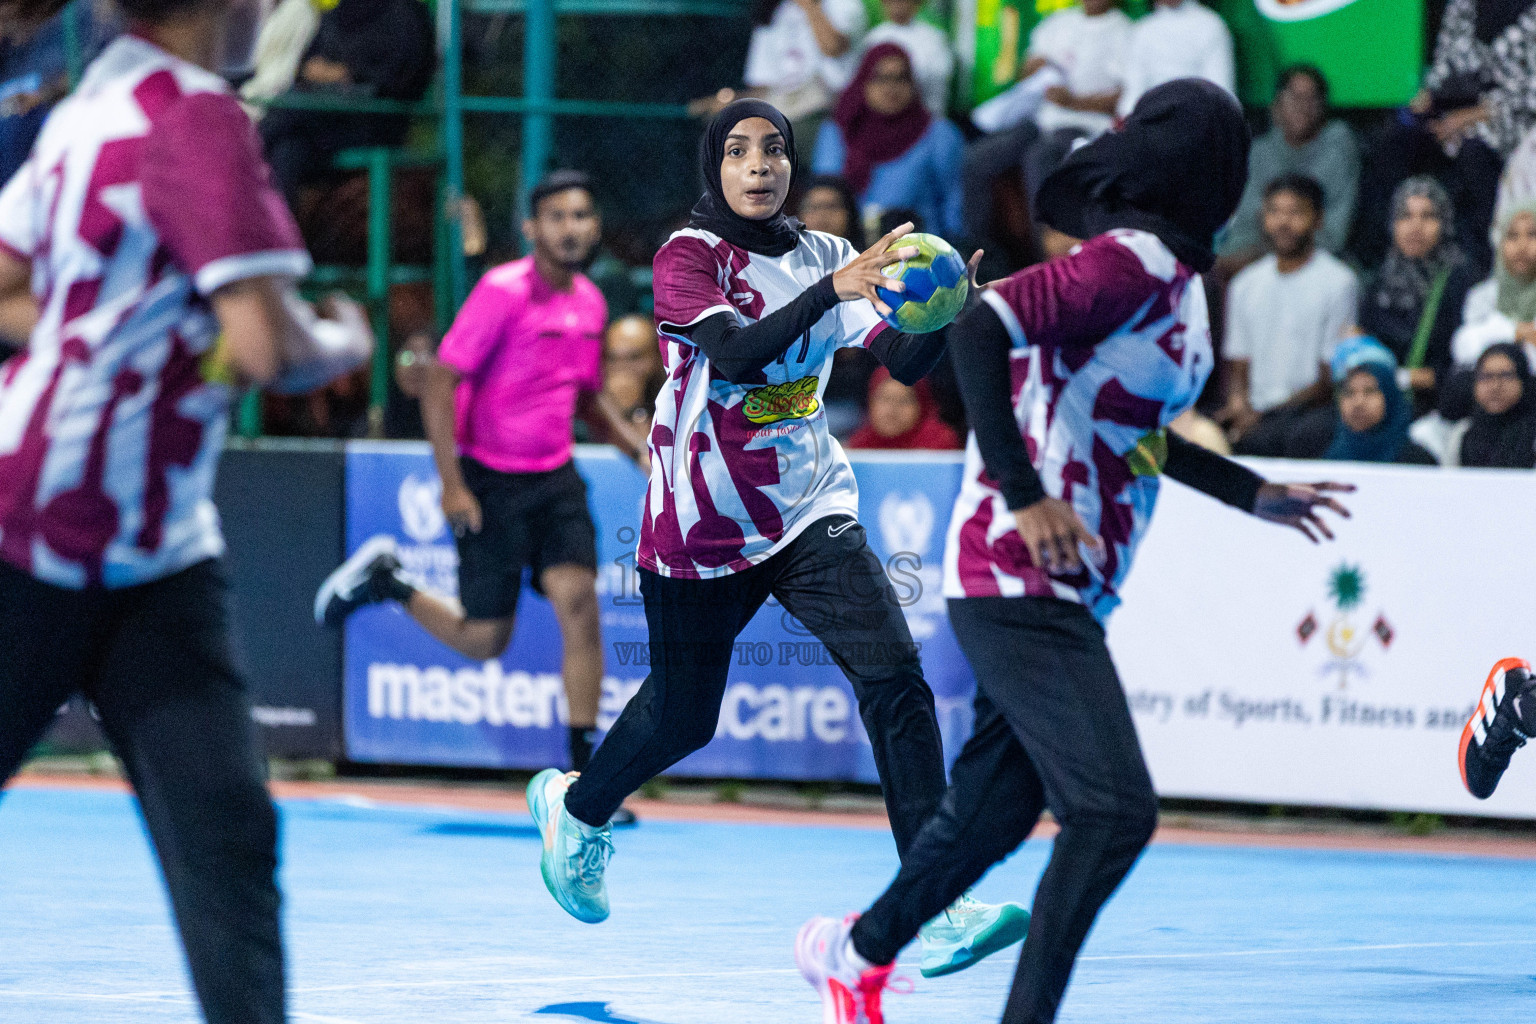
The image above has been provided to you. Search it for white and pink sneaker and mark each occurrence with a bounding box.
[796,914,904,1024]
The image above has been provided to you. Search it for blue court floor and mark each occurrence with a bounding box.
[2,786,1534,1023]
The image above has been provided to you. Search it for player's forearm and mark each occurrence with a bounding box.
[950,302,1046,510]
[1163,431,1263,512]
[870,328,947,385]
[421,363,467,491]
[688,274,840,383]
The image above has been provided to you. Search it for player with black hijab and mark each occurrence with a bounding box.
[797,79,1356,1024]
[525,98,1033,979]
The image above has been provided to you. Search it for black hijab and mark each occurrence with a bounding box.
[1461,343,1536,468]
[688,98,804,258]
[1035,78,1250,273]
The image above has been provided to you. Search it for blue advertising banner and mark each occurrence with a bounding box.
[342,443,977,780]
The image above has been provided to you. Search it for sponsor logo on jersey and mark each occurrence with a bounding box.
[742,375,821,425]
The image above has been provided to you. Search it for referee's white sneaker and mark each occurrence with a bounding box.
[313,534,409,627]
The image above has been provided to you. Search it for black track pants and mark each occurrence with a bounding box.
[564,515,947,859]
[852,595,1158,1024]
[0,559,284,1024]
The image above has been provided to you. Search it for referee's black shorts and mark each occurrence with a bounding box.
[455,456,598,621]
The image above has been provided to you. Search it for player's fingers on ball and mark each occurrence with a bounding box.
[878,275,906,292]
[891,245,920,261]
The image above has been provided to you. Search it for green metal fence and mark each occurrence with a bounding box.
[60,0,750,436]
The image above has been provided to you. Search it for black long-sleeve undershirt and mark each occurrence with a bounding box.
[686,273,943,385]
[949,299,1266,514]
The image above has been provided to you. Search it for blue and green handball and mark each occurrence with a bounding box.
[876,233,969,333]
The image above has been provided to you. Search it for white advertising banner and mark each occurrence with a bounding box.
[1109,460,1536,818]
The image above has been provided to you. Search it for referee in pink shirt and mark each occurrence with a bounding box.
[318,171,646,813]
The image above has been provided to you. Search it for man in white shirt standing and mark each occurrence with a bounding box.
[1220,173,1359,456]
[689,0,867,130]
[1117,0,1234,116]
[862,0,953,115]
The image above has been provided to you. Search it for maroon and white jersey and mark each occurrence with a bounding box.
[942,230,1212,619]
[640,227,885,578]
[0,35,309,589]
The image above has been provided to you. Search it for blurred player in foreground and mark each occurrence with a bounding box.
[315,170,648,806]
[0,0,373,1020]
[796,80,1355,1024]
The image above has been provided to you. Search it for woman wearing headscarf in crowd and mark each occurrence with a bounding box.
[1357,177,1479,413]
[1429,342,1536,466]
[524,98,1035,977]
[1354,0,1536,275]
[847,366,961,449]
[812,43,965,239]
[1317,340,1438,464]
[1452,200,1536,369]
[792,173,865,248]
[797,80,1353,1024]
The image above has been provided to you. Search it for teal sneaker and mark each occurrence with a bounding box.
[527,768,613,924]
[917,893,1030,978]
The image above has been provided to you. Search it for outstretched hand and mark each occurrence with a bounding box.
[1252,481,1355,543]
[833,222,920,317]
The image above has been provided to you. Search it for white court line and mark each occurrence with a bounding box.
[5,940,1533,1006]
[1081,938,1536,962]
[292,1011,370,1024]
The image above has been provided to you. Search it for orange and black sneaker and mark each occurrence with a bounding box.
[1460,658,1536,799]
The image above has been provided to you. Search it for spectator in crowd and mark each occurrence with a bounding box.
[1216,65,1360,272]
[813,44,964,238]
[1320,346,1439,464]
[1452,200,1536,369]
[1168,408,1233,454]
[1357,177,1478,412]
[846,367,960,449]
[0,0,115,183]
[1116,0,1233,117]
[260,0,436,203]
[239,0,321,120]
[688,0,866,139]
[793,173,865,247]
[1219,174,1358,455]
[1418,342,1536,465]
[1492,124,1536,238]
[1460,342,1536,465]
[1355,0,1536,275]
[960,0,1128,244]
[589,314,665,444]
[1020,0,1129,196]
[860,0,953,114]
[795,175,877,434]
